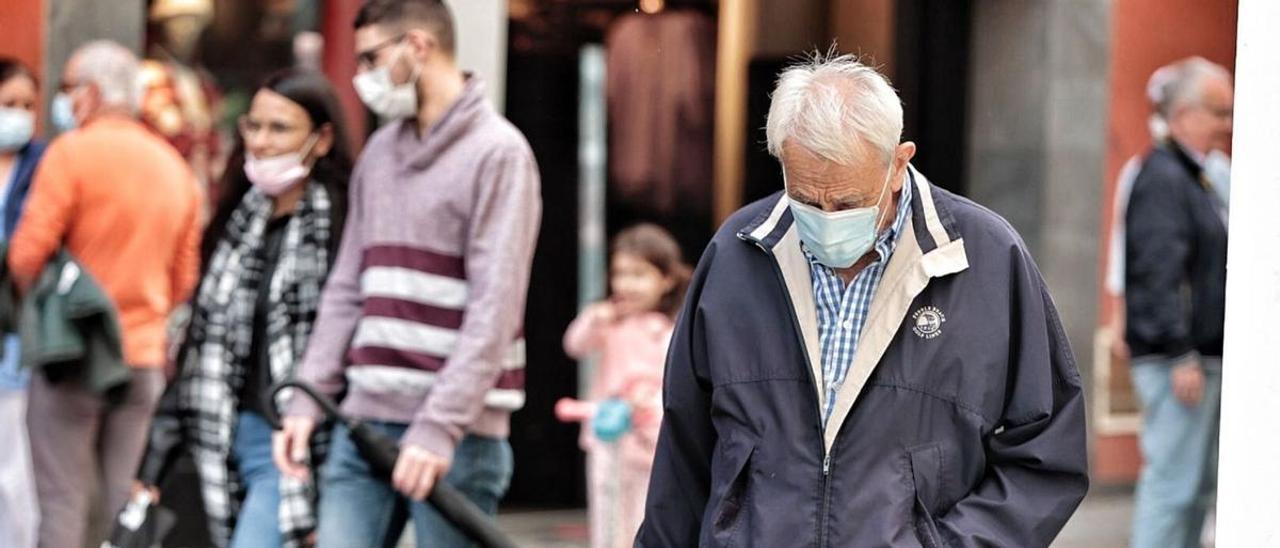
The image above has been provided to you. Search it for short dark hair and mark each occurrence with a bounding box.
[355,0,456,56]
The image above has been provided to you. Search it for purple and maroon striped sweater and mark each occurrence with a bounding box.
[289,77,541,460]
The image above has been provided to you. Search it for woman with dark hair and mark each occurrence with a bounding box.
[136,68,353,548]
[0,56,45,548]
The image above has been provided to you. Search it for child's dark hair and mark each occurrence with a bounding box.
[613,223,692,318]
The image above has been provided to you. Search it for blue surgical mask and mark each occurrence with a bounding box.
[0,107,34,152]
[51,93,77,133]
[787,167,895,269]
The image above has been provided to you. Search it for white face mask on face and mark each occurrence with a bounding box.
[352,42,420,120]
[0,108,35,152]
[51,92,78,133]
[243,134,320,197]
[787,165,896,269]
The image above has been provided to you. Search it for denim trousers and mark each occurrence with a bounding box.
[315,422,513,548]
[230,411,285,548]
[1130,356,1222,548]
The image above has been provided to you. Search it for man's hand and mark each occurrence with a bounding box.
[1171,357,1205,407]
[273,416,316,480]
[392,444,451,502]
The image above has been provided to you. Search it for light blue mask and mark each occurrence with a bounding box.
[1203,149,1231,207]
[787,167,895,269]
[0,107,34,152]
[51,93,77,133]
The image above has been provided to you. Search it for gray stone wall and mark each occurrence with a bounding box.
[967,0,1110,413]
[43,0,146,123]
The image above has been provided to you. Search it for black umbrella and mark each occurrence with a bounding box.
[267,380,519,548]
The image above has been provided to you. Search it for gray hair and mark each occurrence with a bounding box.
[71,41,140,112]
[766,52,903,166]
[1146,56,1231,140]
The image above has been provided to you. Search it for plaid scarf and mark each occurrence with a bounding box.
[178,183,331,547]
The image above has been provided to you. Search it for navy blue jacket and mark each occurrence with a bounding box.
[5,140,46,236]
[1124,143,1227,359]
[637,169,1088,547]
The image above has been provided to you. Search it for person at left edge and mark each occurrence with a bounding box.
[9,41,202,548]
[0,56,47,548]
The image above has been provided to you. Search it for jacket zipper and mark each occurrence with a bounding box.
[818,448,834,548]
[745,237,834,548]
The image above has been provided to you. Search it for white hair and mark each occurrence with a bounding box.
[72,41,141,112]
[1146,56,1231,140]
[766,52,903,166]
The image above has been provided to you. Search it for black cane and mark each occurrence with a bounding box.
[267,380,518,548]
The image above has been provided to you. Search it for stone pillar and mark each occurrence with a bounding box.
[447,0,508,112]
[966,0,1109,419]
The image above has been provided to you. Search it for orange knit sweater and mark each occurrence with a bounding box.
[9,115,202,367]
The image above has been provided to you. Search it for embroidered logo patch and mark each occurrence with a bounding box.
[912,306,946,339]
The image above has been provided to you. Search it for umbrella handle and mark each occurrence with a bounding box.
[267,381,518,548]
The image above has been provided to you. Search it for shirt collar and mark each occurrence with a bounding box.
[1173,138,1207,168]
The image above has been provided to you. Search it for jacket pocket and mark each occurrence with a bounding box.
[907,442,948,548]
[710,433,755,546]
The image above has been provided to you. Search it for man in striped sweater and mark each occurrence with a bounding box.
[273,1,541,545]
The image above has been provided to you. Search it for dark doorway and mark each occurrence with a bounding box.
[895,0,973,195]
[502,1,718,508]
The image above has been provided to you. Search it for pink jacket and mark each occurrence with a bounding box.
[562,309,673,468]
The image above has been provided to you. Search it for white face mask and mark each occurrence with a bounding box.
[1204,149,1231,205]
[51,93,78,133]
[243,134,319,196]
[0,107,35,152]
[352,42,420,120]
[787,166,896,269]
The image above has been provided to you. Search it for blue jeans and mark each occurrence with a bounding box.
[230,411,284,548]
[1130,356,1222,548]
[315,422,513,548]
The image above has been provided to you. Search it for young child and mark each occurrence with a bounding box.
[557,224,690,548]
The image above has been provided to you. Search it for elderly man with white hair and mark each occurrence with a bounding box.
[636,54,1088,547]
[9,40,201,547]
[1124,57,1233,548]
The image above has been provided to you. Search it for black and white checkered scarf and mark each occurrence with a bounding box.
[178,183,331,547]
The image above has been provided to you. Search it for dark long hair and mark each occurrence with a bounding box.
[612,223,692,319]
[0,57,37,88]
[203,68,354,266]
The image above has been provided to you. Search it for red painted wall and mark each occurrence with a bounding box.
[0,0,46,130]
[322,0,365,153]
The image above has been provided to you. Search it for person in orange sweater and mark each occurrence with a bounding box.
[7,41,201,548]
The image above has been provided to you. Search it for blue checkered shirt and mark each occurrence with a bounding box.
[805,178,913,424]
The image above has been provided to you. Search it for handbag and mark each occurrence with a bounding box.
[101,491,178,548]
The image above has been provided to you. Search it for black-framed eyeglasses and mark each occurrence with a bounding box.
[356,34,407,70]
